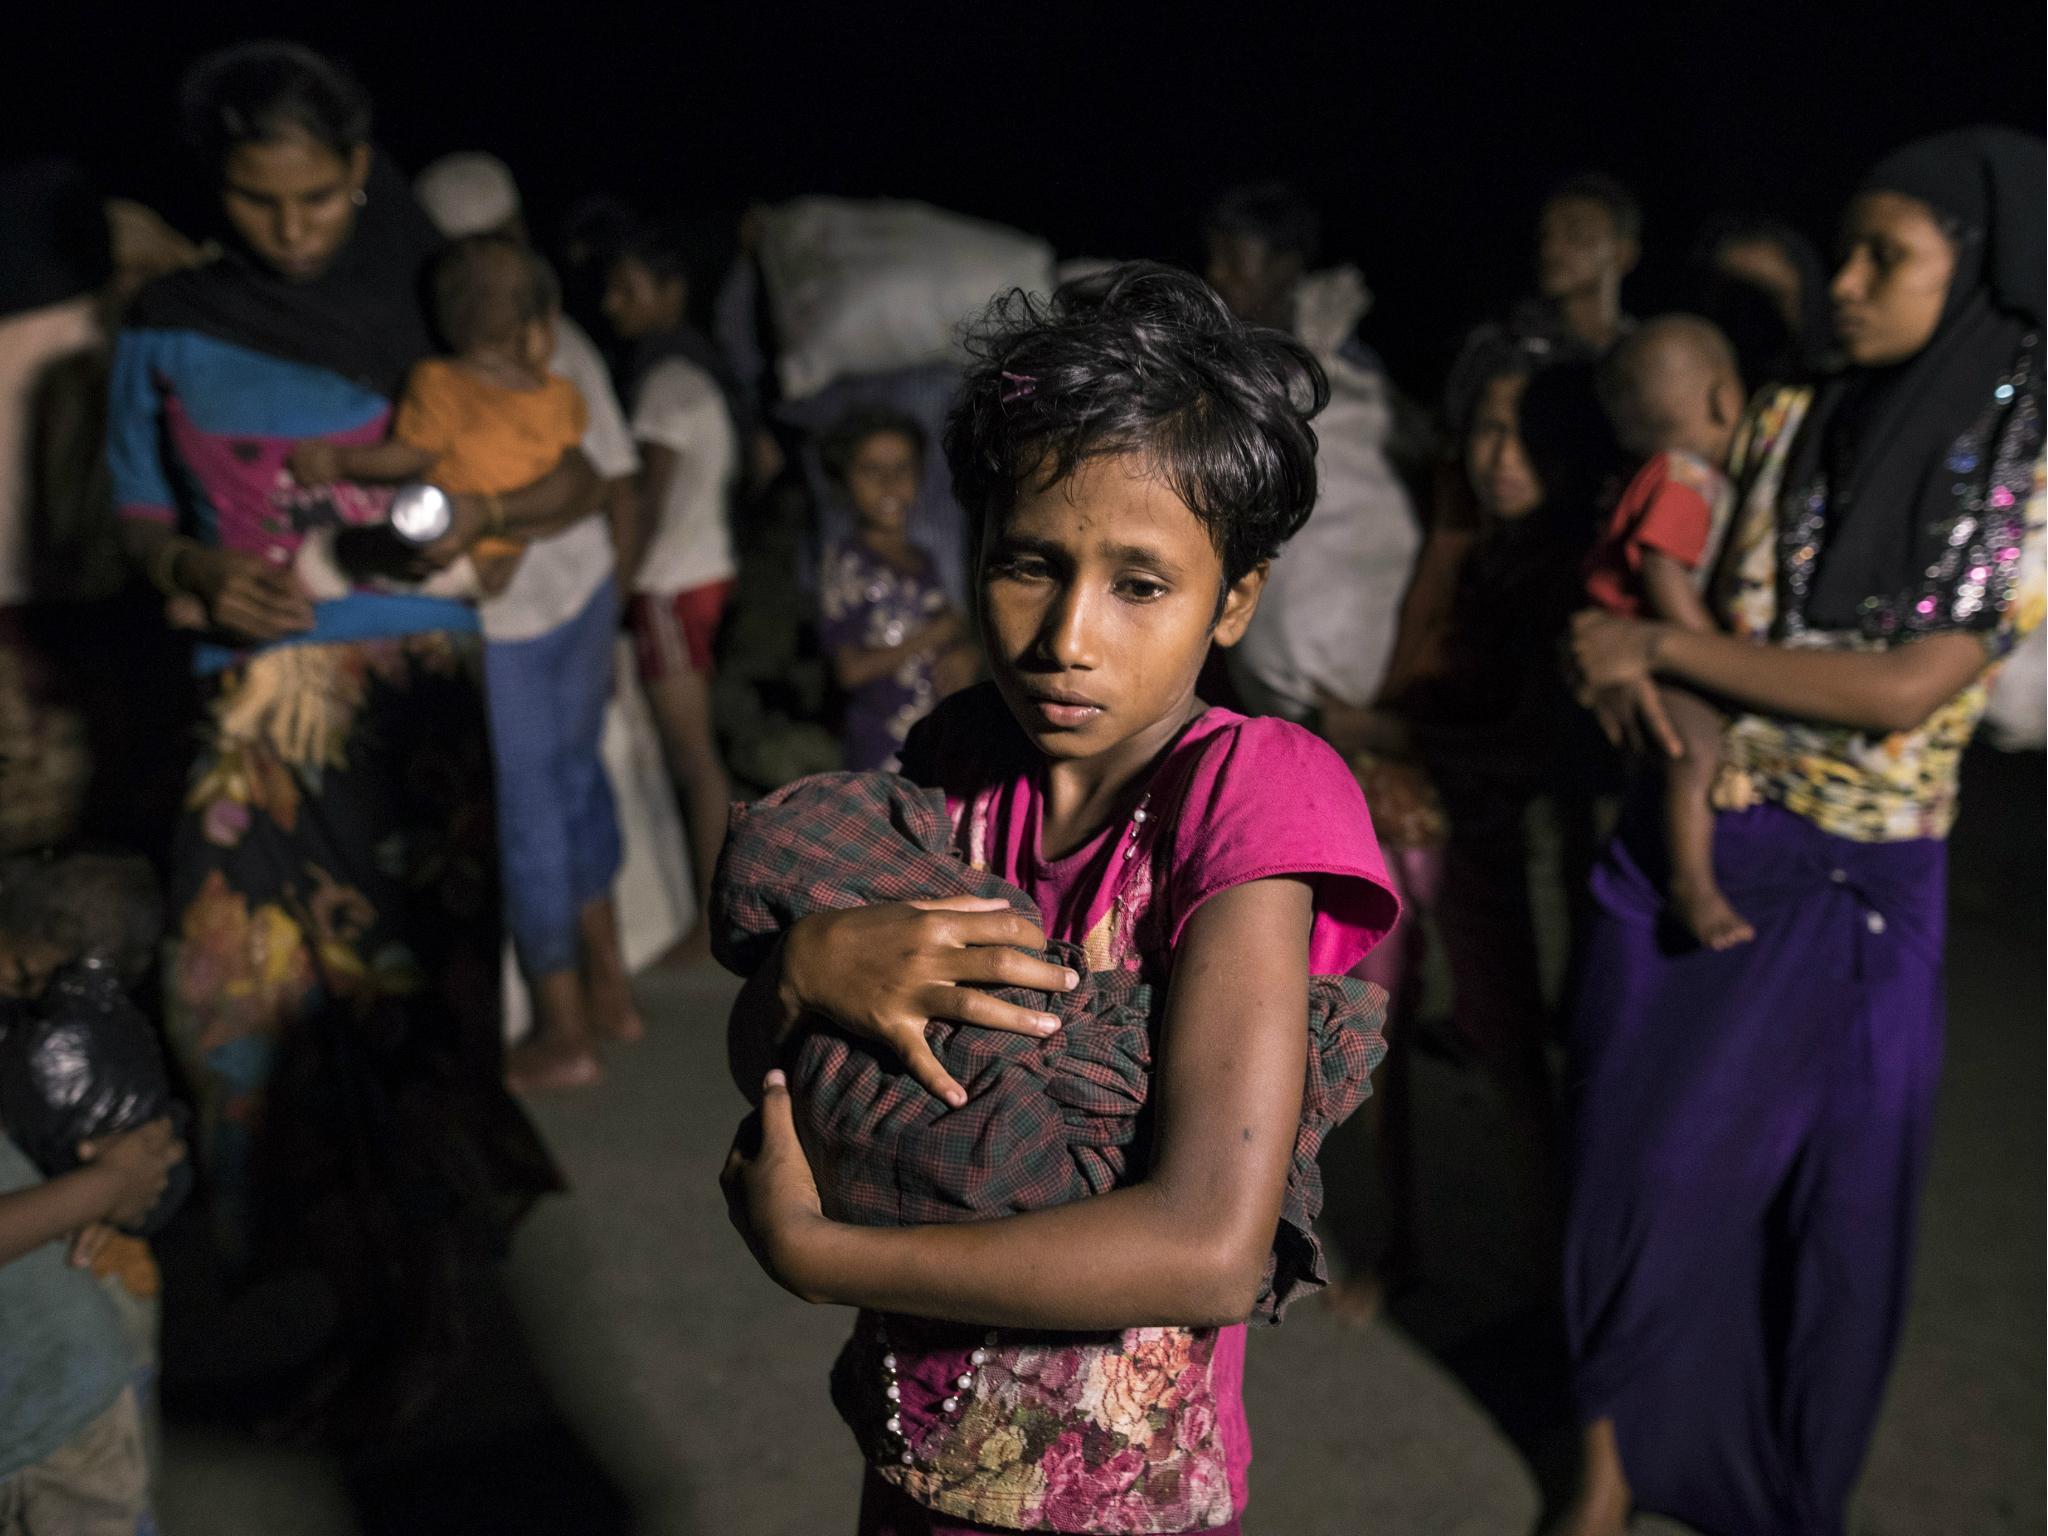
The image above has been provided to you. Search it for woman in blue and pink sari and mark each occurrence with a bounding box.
[108,43,581,1437]
[1553,129,2044,1536]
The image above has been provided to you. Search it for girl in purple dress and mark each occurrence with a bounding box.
[1553,129,2044,1536]
[818,407,977,770]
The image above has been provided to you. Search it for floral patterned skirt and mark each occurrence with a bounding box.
[165,632,562,1427]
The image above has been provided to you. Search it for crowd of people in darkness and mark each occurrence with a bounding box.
[0,35,2040,1536]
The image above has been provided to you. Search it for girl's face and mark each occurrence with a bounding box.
[845,431,922,534]
[602,256,685,341]
[220,134,369,283]
[1464,373,1545,520]
[1830,192,1957,367]
[979,455,1262,771]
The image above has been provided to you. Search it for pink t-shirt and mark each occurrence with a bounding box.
[892,685,1397,1526]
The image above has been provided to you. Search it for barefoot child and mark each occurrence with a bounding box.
[1584,315,1750,949]
[818,406,978,770]
[291,235,627,1089]
[721,264,1399,1534]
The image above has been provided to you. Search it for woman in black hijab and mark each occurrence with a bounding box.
[1555,128,2044,1536]
[107,42,588,1441]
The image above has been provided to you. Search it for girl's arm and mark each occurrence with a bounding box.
[725,877,1313,1331]
[1573,609,1991,751]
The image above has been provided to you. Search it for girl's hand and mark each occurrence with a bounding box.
[782,896,1079,1107]
[77,1117,185,1229]
[1570,610,1682,758]
[720,1070,829,1301]
[182,547,317,642]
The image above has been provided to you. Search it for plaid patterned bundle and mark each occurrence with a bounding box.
[713,771,1387,1323]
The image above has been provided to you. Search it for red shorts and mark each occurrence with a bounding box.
[631,579,734,682]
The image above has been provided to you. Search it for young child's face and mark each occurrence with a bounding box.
[979,455,1260,768]
[845,432,922,535]
[1464,374,1545,520]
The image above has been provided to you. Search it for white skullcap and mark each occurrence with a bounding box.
[414,153,521,239]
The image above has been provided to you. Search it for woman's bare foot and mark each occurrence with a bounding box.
[1539,1420,1632,1536]
[579,897,645,1044]
[507,971,603,1093]
[1671,877,1755,951]
[1323,1270,1386,1330]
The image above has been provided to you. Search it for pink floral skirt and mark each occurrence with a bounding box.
[834,1312,1248,1533]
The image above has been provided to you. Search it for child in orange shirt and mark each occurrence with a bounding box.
[288,234,585,596]
[1584,314,1749,949]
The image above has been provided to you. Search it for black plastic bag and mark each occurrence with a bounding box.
[0,961,191,1234]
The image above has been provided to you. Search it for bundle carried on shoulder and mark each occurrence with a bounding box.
[754,199,1055,401]
[713,770,1386,1323]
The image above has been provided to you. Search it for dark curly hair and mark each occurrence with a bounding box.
[944,261,1328,588]
[820,404,928,486]
[178,41,372,170]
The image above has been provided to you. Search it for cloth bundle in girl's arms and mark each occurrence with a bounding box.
[712,769,1388,1324]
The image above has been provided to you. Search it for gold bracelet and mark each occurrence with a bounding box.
[148,539,186,597]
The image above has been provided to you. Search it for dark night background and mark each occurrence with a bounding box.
[6,1,2043,390]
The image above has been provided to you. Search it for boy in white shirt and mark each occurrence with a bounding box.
[602,225,741,944]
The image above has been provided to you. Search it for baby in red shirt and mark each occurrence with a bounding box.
[1586,316,1750,948]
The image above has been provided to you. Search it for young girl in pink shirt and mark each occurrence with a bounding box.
[723,263,1399,1534]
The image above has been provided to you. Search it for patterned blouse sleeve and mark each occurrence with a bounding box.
[1990,449,2046,658]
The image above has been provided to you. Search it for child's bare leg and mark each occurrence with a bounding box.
[506,970,602,1092]
[578,895,644,1044]
[1659,684,1753,951]
[642,664,732,952]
